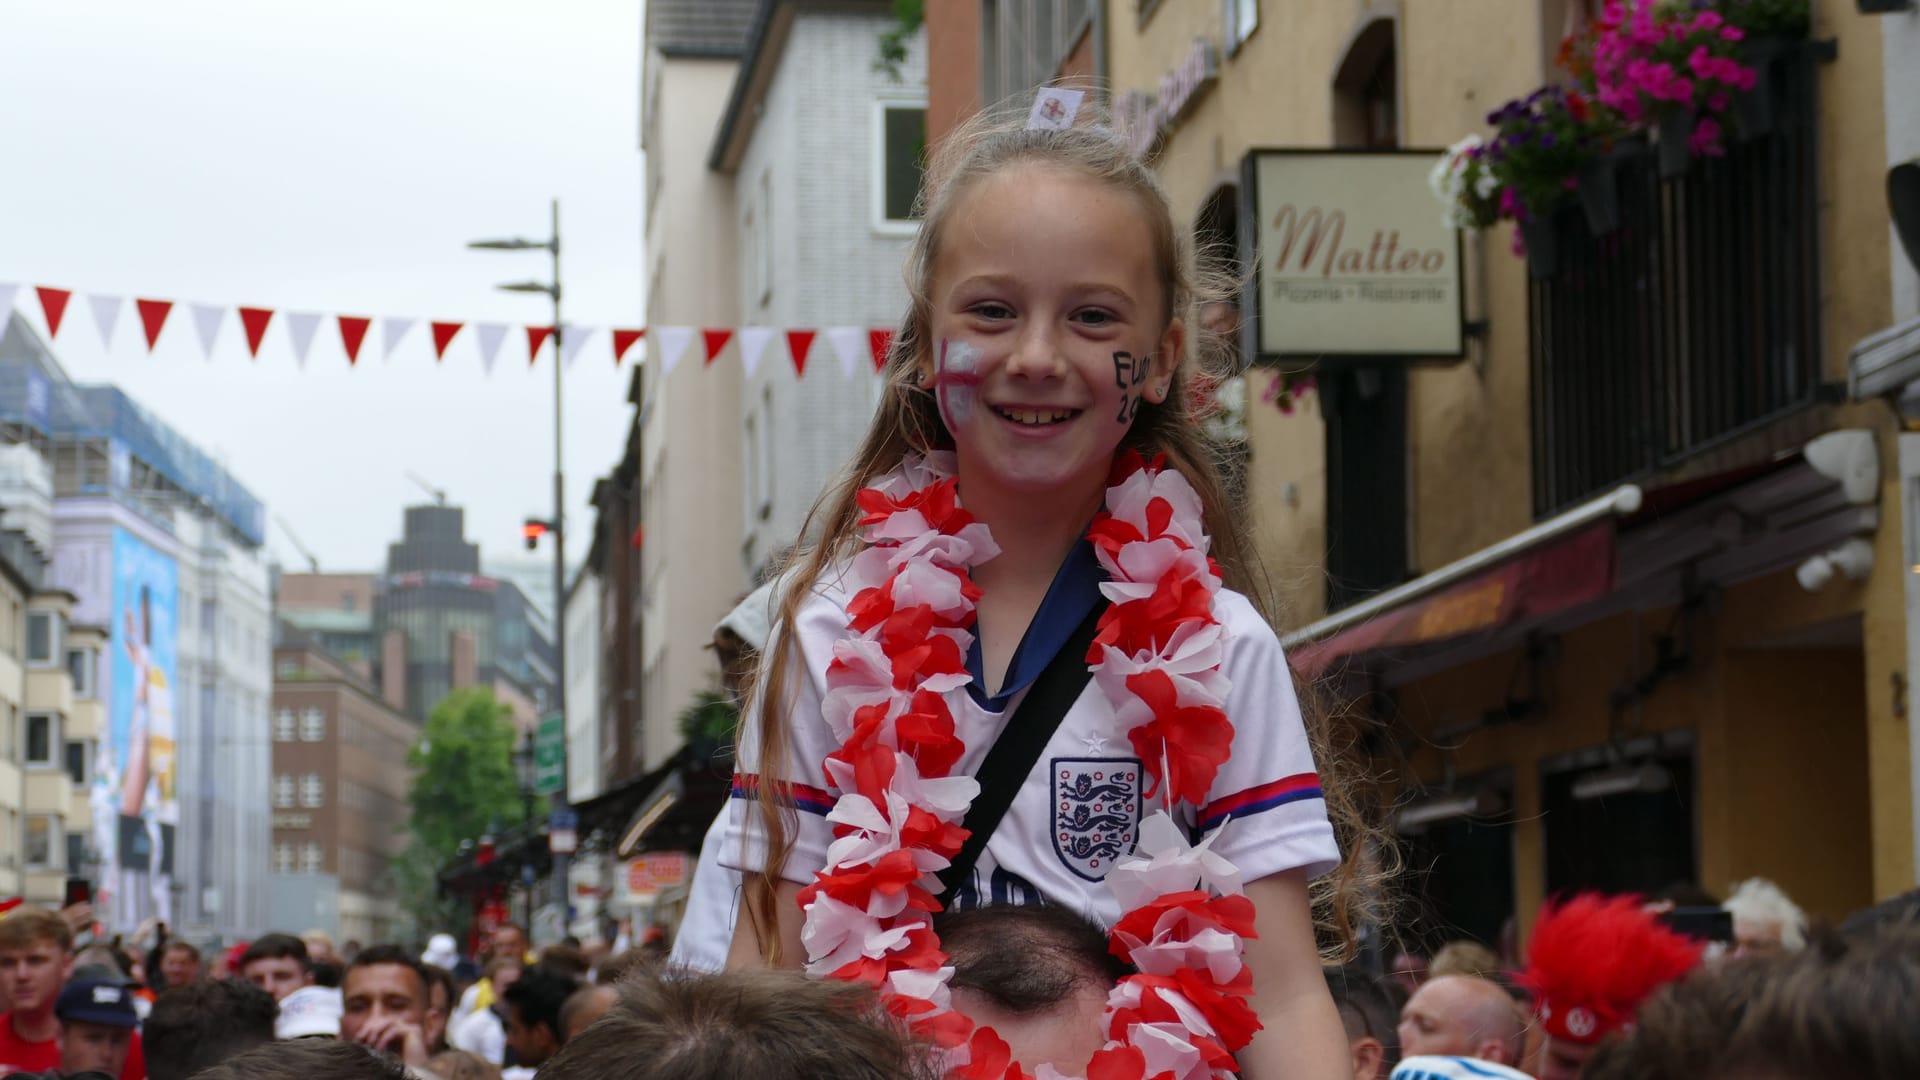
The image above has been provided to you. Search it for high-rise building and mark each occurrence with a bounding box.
[372,504,556,728]
[0,312,272,941]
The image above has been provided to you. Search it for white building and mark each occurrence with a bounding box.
[710,1,926,577]
[0,313,272,942]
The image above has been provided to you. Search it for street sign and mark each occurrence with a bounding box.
[548,808,578,854]
[534,711,565,795]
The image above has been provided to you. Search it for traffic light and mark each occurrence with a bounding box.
[523,519,549,551]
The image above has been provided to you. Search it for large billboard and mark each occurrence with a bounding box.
[97,528,179,926]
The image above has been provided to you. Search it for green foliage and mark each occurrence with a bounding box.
[678,689,739,746]
[406,687,528,855]
[874,0,924,81]
[1723,0,1810,36]
[391,838,466,942]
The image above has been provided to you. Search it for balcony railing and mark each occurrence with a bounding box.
[1529,45,1822,517]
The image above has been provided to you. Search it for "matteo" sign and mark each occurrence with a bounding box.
[1241,150,1464,360]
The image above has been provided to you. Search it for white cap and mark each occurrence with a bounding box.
[421,933,459,970]
[714,579,778,652]
[1390,1058,1534,1080]
[276,986,343,1040]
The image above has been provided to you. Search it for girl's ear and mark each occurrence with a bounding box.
[1153,317,1184,387]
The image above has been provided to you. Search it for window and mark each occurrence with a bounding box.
[300,773,325,809]
[1225,0,1259,54]
[875,102,928,229]
[25,612,59,666]
[272,774,295,809]
[25,816,58,868]
[65,833,88,873]
[65,649,94,697]
[758,168,774,304]
[758,386,775,518]
[273,709,296,742]
[272,842,295,874]
[25,714,56,767]
[300,708,326,742]
[300,843,324,874]
[63,741,88,786]
[276,659,297,678]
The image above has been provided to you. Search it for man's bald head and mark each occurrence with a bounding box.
[1397,974,1527,1066]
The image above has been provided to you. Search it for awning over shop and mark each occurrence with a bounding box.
[1285,433,1879,683]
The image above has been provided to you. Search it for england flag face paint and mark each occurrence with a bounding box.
[936,338,985,433]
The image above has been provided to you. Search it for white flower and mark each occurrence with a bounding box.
[1106,811,1245,909]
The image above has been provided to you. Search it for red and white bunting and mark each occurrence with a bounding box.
[475,322,509,374]
[191,304,225,359]
[238,306,275,358]
[826,326,864,378]
[653,326,694,377]
[285,312,323,368]
[612,328,645,366]
[37,287,73,338]
[136,299,173,351]
[701,328,733,366]
[430,320,464,361]
[738,326,775,379]
[527,324,554,365]
[88,294,124,346]
[381,317,414,361]
[338,315,372,365]
[869,328,894,373]
[561,325,594,368]
[786,329,817,378]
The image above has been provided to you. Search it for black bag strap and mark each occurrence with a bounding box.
[936,603,1107,908]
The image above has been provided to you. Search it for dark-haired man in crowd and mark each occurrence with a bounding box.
[143,978,278,1080]
[156,942,202,991]
[240,933,315,1002]
[501,967,578,1071]
[341,946,439,1072]
[934,904,1128,1078]
[50,980,140,1079]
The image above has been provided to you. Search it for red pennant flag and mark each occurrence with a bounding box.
[869,328,894,372]
[237,306,275,358]
[338,315,372,365]
[612,328,645,366]
[786,329,817,378]
[702,329,733,365]
[35,287,71,338]
[527,325,554,365]
[430,321,464,361]
[135,299,173,351]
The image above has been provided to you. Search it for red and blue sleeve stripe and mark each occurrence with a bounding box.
[1199,773,1323,831]
[730,773,836,817]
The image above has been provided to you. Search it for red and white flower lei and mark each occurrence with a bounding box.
[797,450,1255,1080]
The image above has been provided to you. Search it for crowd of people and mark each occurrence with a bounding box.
[0,875,1910,1080]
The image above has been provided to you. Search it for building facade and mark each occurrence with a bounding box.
[637,0,756,767]
[0,312,273,941]
[19,589,107,911]
[372,504,556,728]
[924,0,1913,940]
[268,641,412,946]
[0,534,37,901]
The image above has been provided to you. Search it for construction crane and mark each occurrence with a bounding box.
[405,471,449,507]
[274,515,321,573]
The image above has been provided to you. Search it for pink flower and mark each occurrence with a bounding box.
[1707,92,1730,114]
[1720,25,1745,43]
[1688,115,1726,158]
[1689,10,1723,33]
[1499,187,1524,219]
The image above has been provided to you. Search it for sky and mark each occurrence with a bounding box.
[0,0,646,579]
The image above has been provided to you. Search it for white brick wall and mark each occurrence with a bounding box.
[733,13,927,576]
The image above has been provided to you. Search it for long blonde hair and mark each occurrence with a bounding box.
[741,102,1386,963]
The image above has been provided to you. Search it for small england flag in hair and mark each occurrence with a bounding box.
[1026,86,1085,131]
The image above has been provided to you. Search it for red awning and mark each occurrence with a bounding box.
[1290,522,1616,677]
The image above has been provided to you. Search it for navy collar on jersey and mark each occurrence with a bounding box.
[964,535,1106,711]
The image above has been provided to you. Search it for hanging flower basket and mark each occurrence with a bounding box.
[1576,146,1631,236]
[1521,215,1562,279]
[1657,109,1696,178]
[1732,33,1795,139]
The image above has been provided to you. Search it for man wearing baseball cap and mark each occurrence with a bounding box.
[52,979,140,1079]
[1521,893,1704,1080]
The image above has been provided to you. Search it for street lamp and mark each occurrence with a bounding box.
[469,199,571,917]
[512,727,537,826]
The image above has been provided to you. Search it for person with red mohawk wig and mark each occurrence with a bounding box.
[1520,893,1705,1080]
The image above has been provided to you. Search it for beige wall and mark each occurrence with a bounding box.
[639,52,747,770]
[277,573,375,614]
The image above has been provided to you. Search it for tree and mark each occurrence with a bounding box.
[394,687,528,936]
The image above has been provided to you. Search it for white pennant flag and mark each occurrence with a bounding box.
[738,327,775,379]
[653,326,694,378]
[88,294,124,346]
[561,324,594,367]
[0,283,18,322]
[475,322,509,374]
[827,326,865,378]
[382,317,414,361]
[285,312,323,368]
[191,304,225,359]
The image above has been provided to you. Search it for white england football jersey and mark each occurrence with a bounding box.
[720,563,1339,929]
